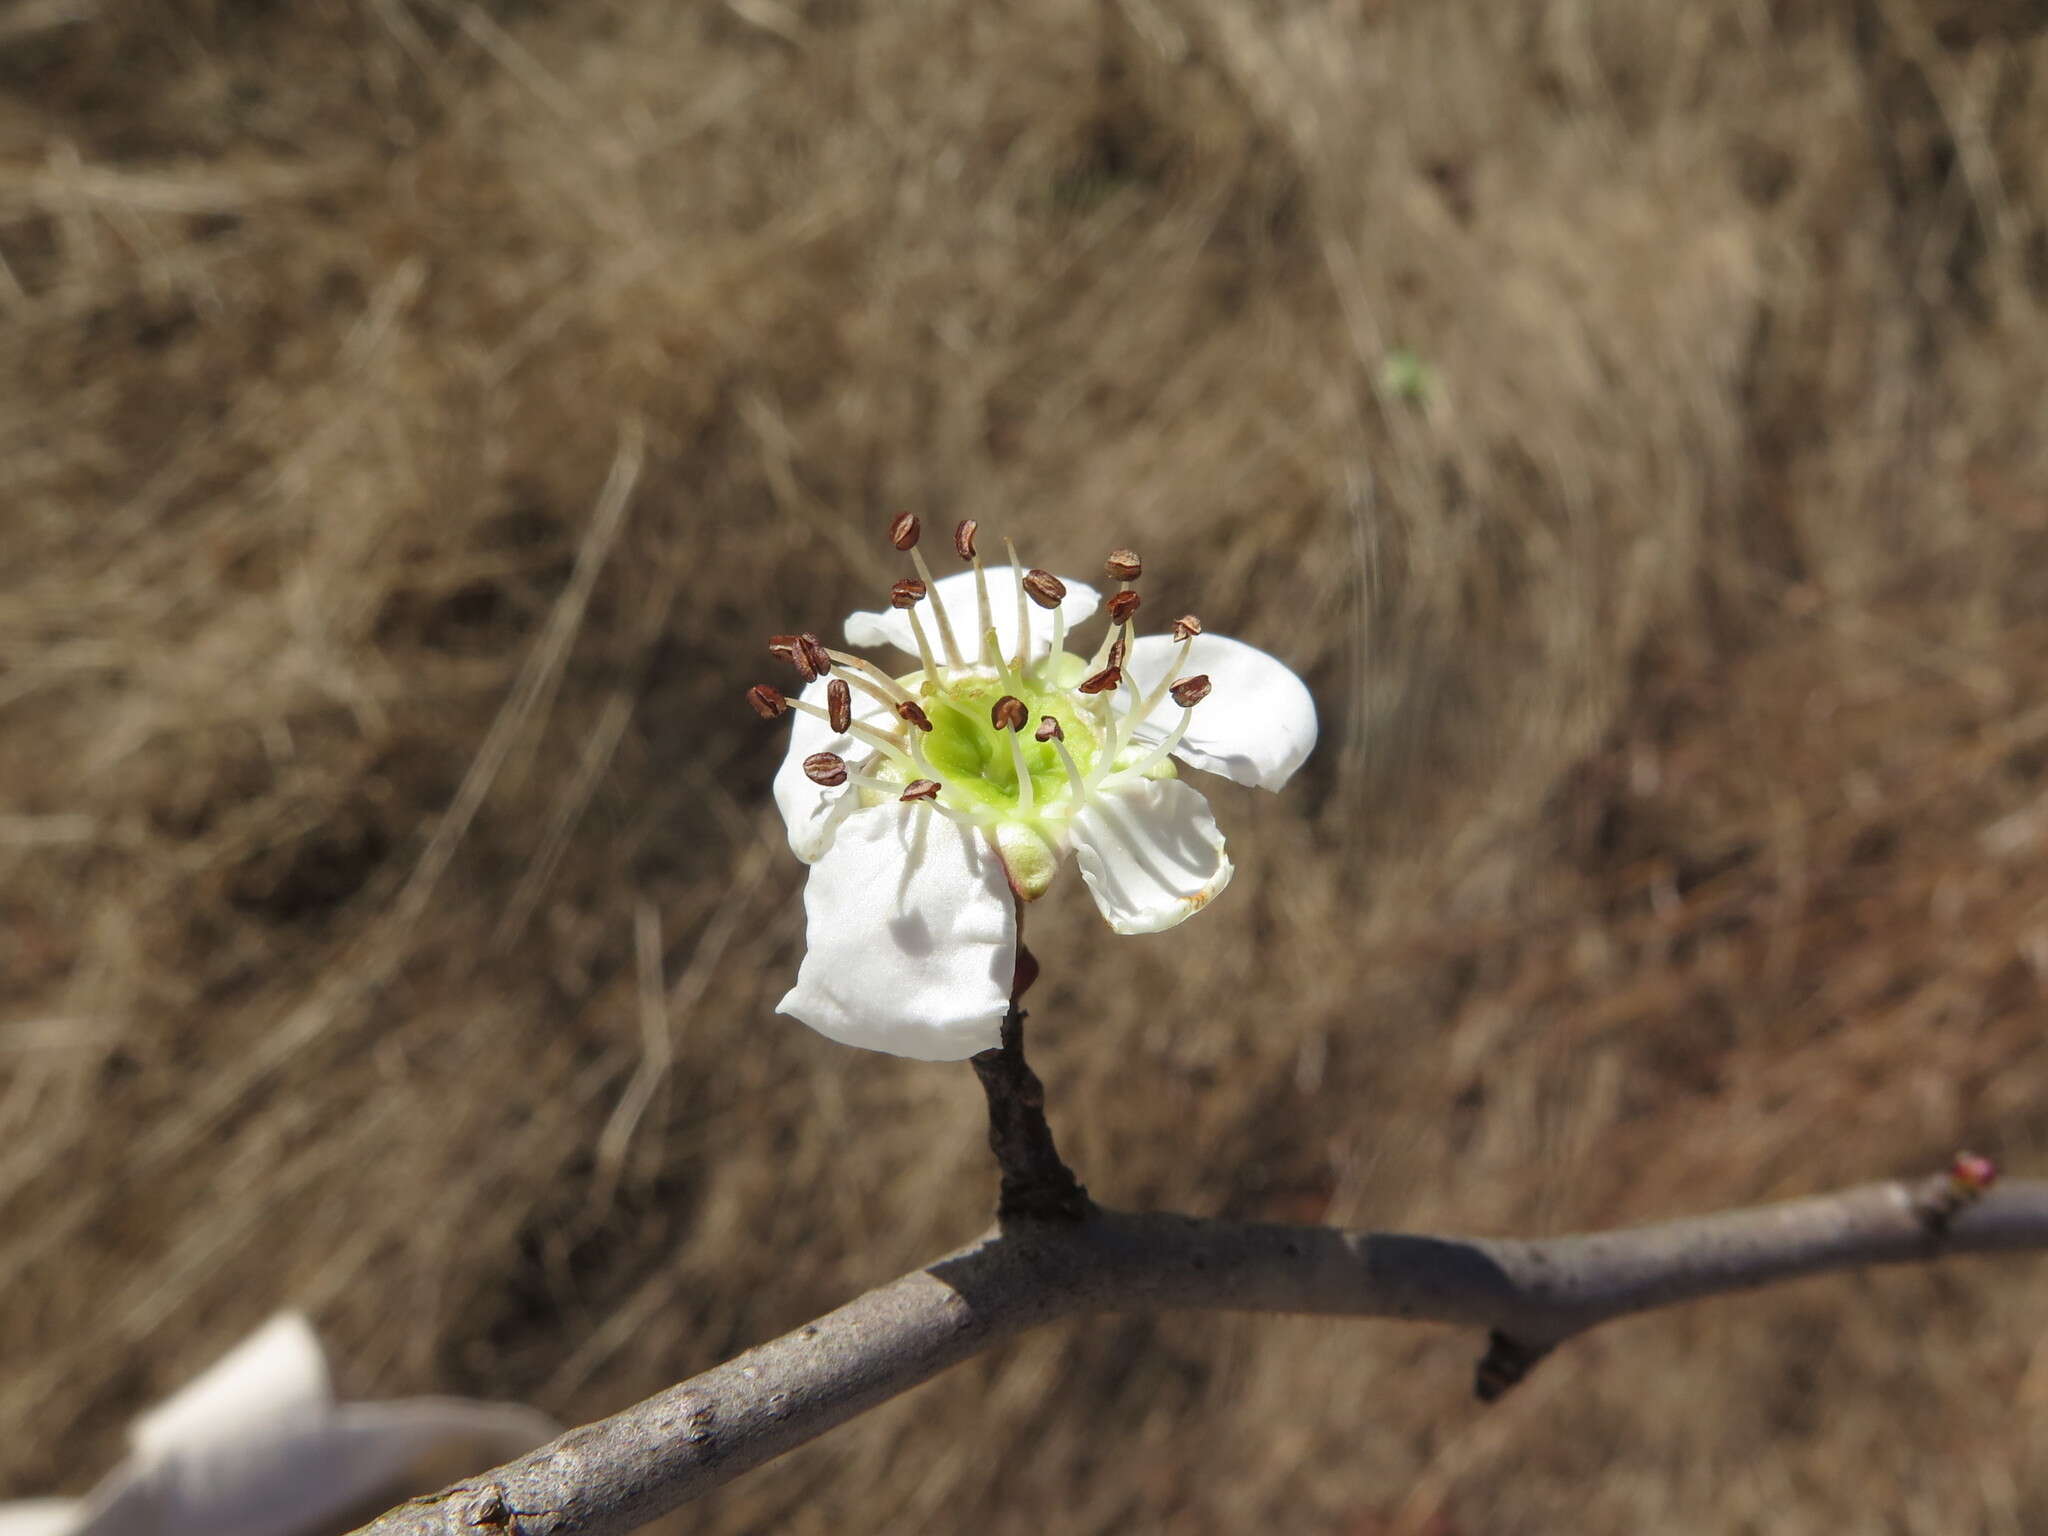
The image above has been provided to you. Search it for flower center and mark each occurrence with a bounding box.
[900,669,1100,817]
[750,518,1216,899]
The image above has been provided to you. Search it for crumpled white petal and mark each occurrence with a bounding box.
[0,1313,556,1536]
[772,674,891,863]
[1122,632,1317,791]
[844,566,1100,663]
[1070,779,1233,935]
[778,802,1015,1059]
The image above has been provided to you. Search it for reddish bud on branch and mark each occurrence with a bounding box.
[1952,1151,2000,1194]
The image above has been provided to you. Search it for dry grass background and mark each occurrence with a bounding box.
[3,0,2047,1530]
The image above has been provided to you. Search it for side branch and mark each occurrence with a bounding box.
[353,1174,2048,1536]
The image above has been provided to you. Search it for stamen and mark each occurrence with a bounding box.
[803,751,848,787]
[1020,560,1073,667]
[1108,590,1141,625]
[746,683,789,719]
[1004,537,1031,673]
[973,557,996,666]
[987,628,1024,694]
[828,670,904,717]
[1105,548,1142,582]
[904,603,943,678]
[1078,665,1122,695]
[1007,729,1036,816]
[798,634,833,678]
[908,546,965,669]
[1119,706,1197,781]
[1108,633,1128,671]
[1034,715,1063,741]
[826,678,852,733]
[896,700,934,732]
[890,578,927,608]
[889,512,921,550]
[1130,631,1197,722]
[785,698,920,773]
[1105,657,1204,773]
[1056,737,1089,806]
[843,771,972,826]
[954,519,979,560]
[1021,568,1067,608]
[990,695,1030,732]
[823,649,917,706]
[1172,613,1202,642]
[771,633,817,683]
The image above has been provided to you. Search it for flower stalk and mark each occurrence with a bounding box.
[968,941,1090,1223]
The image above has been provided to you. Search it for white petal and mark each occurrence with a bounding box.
[76,1404,555,1536]
[1070,779,1233,935]
[844,567,1100,662]
[0,1503,80,1536]
[38,1312,554,1536]
[772,675,891,863]
[1122,632,1317,791]
[777,803,1014,1059]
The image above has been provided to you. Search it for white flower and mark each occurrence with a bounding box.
[753,520,1316,1062]
[0,1313,555,1536]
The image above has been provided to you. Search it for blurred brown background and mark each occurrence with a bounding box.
[3,1,2046,1531]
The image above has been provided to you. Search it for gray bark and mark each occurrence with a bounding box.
[350,1171,2047,1536]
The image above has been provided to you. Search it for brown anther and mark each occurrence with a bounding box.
[1107,635,1127,670]
[803,751,848,787]
[1171,613,1203,643]
[954,519,979,561]
[746,683,789,720]
[1021,569,1067,609]
[990,694,1029,732]
[896,700,934,732]
[1078,665,1122,694]
[888,512,921,551]
[798,633,834,678]
[899,779,941,802]
[889,578,928,609]
[1035,715,1064,742]
[1170,674,1212,708]
[1105,548,1142,582]
[770,634,815,682]
[1107,589,1142,625]
[827,678,853,733]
